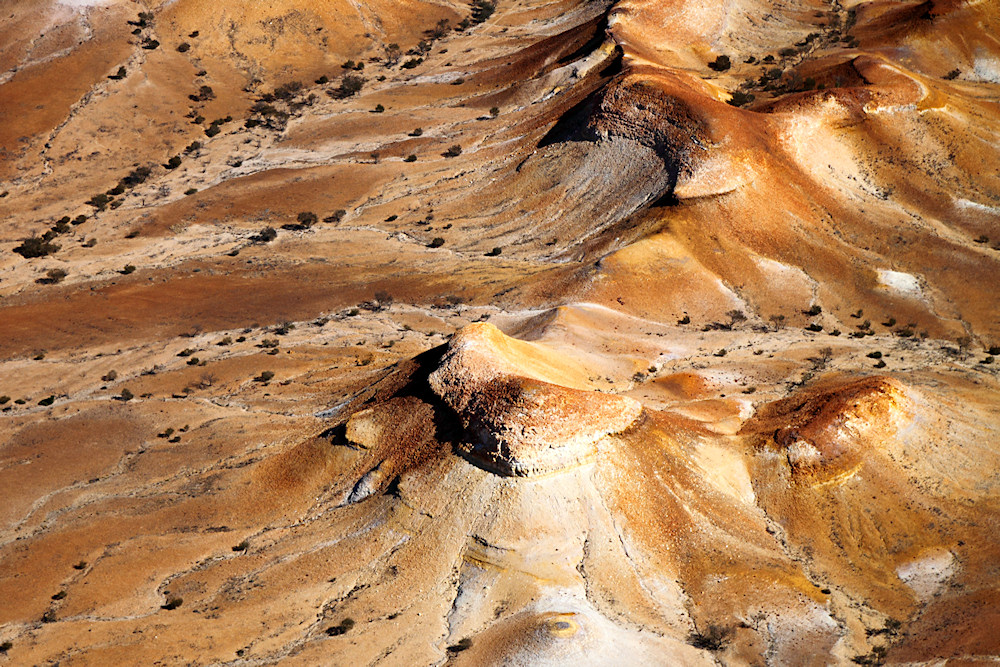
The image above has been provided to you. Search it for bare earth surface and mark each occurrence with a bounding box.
[1,0,999,664]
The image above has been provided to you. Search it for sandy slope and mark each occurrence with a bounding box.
[1,0,999,664]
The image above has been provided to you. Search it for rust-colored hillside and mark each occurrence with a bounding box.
[1,0,999,664]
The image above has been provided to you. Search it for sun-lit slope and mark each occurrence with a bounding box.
[1,0,1000,663]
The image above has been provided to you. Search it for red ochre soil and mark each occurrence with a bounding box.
[1,0,999,664]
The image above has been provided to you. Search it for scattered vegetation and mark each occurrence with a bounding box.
[38,396,56,406]
[121,264,136,275]
[486,247,502,256]
[443,144,463,158]
[688,625,731,651]
[189,85,215,102]
[330,75,365,99]
[255,371,275,383]
[326,618,356,636]
[404,154,418,162]
[40,268,68,284]
[232,540,249,552]
[251,227,278,244]
[162,597,183,610]
[428,237,446,248]
[708,55,731,72]
[470,0,497,23]
[119,388,134,401]
[447,637,473,653]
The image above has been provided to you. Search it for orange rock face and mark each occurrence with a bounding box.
[1,0,999,664]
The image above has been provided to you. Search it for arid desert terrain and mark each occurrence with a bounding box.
[1,0,999,664]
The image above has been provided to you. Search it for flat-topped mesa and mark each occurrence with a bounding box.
[429,323,642,477]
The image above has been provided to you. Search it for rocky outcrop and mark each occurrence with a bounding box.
[429,323,642,476]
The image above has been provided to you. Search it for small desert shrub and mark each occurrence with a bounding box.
[251,227,277,243]
[409,127,423,137]
[255,371,275,383]
[162,597,183,610]
[447,637,473,653]
[86,193,111,210]
[43,268,68,284]
[38,396,56,406]
[0,396,9,405]
[331,75,364,98]
[177,42,190,52]
[165,156,182,169]
[297,211,318,227]
[804,305,822,316]
[189,85,215,102]
[490,106,500,117]
[323,210,347,223]
[471,0,496,23]
[0,641,11,652]
[428,237,445,248]
[404,154,417,162]
[204,124,220,137]
[708,55,731,71]
[51,591,67,600]
[678,315,691,325]
[122,264,136,275]
[120,388,134,401]
[401,58,422,69]
[326,618,355,636]
[274,322,294,335]
[805,323,823,332]
[728,91,755,107]
[687,625,731,651]
[73,561,87,570]
[184,188,198,195]
[109,66,127,80]
[373,103,385,113]
[232,540,249,552]
[141,38,159,50]
[443,144,462,158]
[485,247,501,256]
[217,336,232,346]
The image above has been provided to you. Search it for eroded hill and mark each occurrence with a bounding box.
[1,0,999,664]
